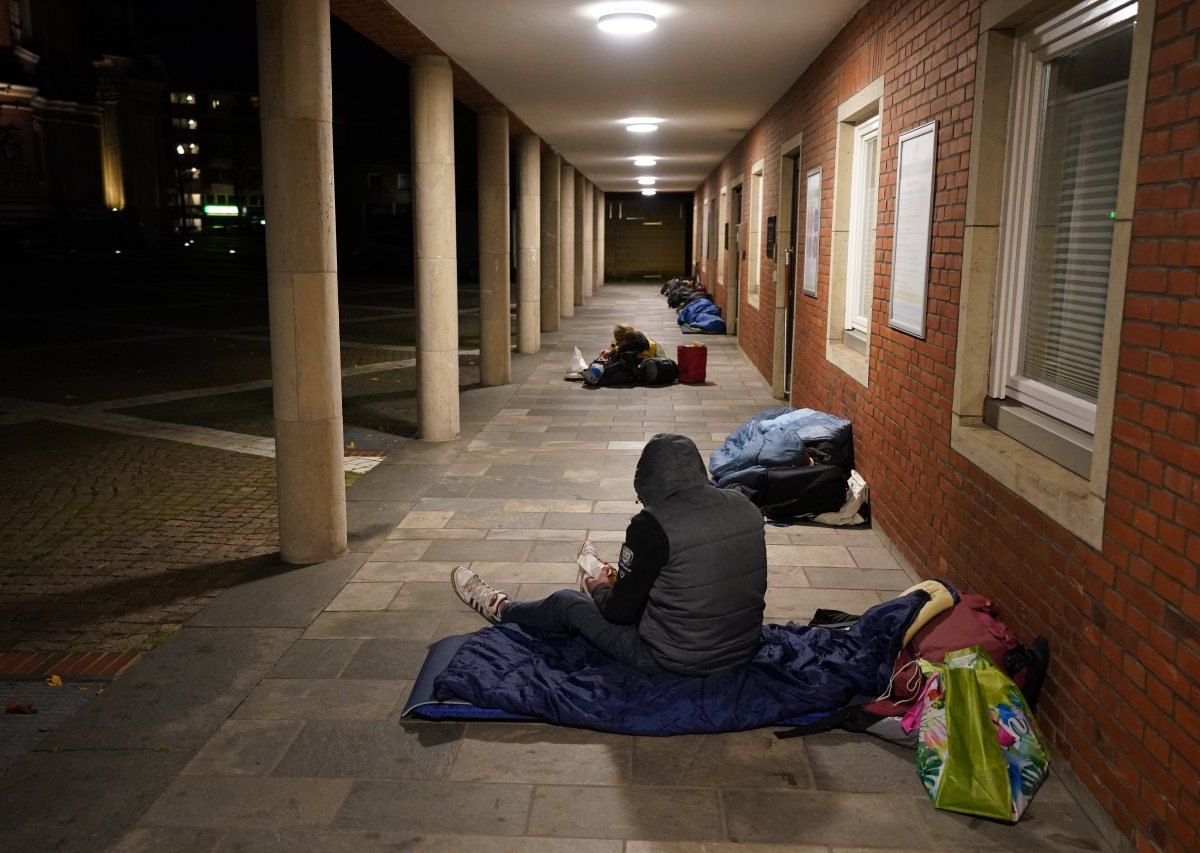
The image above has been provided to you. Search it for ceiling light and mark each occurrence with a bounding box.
[633,156,657,167]
[641,189,657,196]
[597,12,657,34]
[626,123,657,133]
[637,177,656,186]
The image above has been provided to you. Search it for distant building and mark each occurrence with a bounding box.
[165,89,262,236]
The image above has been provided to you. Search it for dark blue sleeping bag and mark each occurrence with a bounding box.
[428,591,926,735]
[678,297,726,333]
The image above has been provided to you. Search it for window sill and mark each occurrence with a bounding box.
[951,414,1104,549]
[747,291,761,310]
[984,398,1092,478]
[826,340,869,387]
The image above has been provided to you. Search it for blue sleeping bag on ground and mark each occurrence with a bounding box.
[678,297,726,333]
[710,407,853,484]
[420,591,926,735]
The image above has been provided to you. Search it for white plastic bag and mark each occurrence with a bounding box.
[568,346,588,373]
[810,470,868,526]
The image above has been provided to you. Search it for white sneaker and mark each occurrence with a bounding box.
[577,540,604,592]
[451,565,508,624]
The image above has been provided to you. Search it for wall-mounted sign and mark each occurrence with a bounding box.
[765,215,777,261]
[889,121,937,338]
[803,167,821,297]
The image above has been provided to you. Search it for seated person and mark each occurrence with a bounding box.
[451,433,768,676]
[599,323,660,362]
[586,324,660,386]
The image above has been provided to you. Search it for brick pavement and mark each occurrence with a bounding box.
[0,420,281,653]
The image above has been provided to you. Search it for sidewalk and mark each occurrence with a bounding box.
[0,285,1117,852]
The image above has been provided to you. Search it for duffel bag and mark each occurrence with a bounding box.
[638,357,679,385]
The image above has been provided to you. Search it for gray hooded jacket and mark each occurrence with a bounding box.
[634,434,768,675]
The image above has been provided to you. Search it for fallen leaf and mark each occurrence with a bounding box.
[4,701,36,714]
[346,441,356,450]
[45,675,62,687]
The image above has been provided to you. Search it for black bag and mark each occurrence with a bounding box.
[755,463,846,518]
[638,357,679,385]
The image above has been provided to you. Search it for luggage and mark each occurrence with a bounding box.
[638,357,679,385]
[677,344,708,383]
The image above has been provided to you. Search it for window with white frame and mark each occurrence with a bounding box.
[748,161,764,303]
[845,115,880,339]
[989,2,1136,443]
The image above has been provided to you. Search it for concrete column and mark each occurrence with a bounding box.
[573,171,586,306]
[594,189,605,288]
[559,163,576,318]
[256,0,346,563]
[581,180,594,300]
[477,107,510,385]
[516,134,540,353]
[540,149,561,332]
[410,55,460,440]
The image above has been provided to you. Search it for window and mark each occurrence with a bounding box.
[717,188,728,285]
[845,116,880,339]
[991,12,1134,441]
[748,161,765,306]
[826,77,883,384]
[367,172,381,189]
[9,0,25,43]
[950,0,1151,547]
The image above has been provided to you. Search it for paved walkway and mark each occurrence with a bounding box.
[0,285,1117,852]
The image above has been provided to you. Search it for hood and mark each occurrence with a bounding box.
[634,433,710,506]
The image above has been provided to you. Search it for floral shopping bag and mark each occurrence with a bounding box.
[903,645,1051,822]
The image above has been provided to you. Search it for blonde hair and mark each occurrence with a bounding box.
[612,323,637,345]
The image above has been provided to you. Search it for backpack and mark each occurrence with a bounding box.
[638,357,679,385]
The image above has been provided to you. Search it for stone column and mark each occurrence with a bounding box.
[256,0,346,563]
[581,180,594,300]
[594,189,605,288]
[516,134,540,353]
[540,149,561,332]
[477,107,510,385]
[559,163,576,318]
[573,171,586,306]
[411,55,460,439]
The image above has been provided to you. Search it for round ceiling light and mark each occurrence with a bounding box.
[632,156,657,167]
[625,123,657,133]
[637,177,656,186]
[641,188,657,196]
[597,12,657,34]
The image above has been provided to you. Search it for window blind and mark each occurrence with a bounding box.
[1018,48,1129,403]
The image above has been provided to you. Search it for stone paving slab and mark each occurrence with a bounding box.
[44,626,300,752]
[0,748,191,852]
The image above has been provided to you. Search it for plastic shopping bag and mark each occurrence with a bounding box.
[907,646,1050,822]
[568,347,588,374]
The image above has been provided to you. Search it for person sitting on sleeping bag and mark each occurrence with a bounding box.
[586,323,660,386]
[451,433,768,676]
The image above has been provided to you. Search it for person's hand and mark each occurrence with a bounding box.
[598,348,612,361]
[585,564,615,591]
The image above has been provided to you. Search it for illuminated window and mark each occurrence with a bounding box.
[210,97,221,109]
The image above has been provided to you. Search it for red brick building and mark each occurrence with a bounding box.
[694,0,1199,849]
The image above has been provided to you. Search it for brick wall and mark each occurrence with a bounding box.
[695,0,1200,849]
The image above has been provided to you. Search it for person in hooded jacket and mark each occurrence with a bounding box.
[450,433,768,676]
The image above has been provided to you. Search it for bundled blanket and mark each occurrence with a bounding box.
[409,591,928,735]
[678,297,726,333]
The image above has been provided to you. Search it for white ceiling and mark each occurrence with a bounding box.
[385,0,865,193]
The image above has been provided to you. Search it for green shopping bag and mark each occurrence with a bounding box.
[912,646,1050,822]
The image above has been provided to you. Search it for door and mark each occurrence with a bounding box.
[784,155,801,395]
[727,184,743,335]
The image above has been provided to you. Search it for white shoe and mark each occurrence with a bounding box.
[577,540,604,592]
[451,565,508,624]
